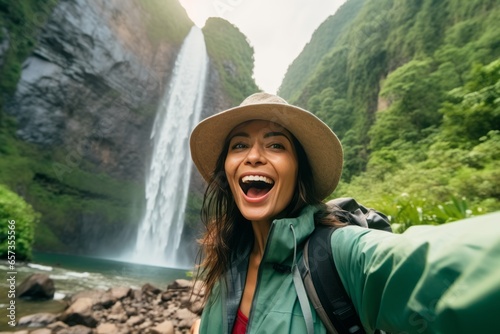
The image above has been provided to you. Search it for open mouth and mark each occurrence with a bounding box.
[239,175,275,198]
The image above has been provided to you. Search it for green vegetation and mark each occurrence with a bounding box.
[0,184,39,260]
[139,0,192,46]
[279,0,366,101]
[280,0,500,229]
[202,18,259,105]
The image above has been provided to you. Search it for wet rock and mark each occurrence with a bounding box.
[131,289,142,301]
[70,289,105,305]
[161,291,174,301]
[71,289,116,310]
[109,286,130,300]
[30,329,51,334]
[96,323,118,334]
[17,274,55,300]
[168,279,192,290]
[175,308,198,329]
[59,297,98,328]
[57,325,93,334]
[142,283,162,296]
[150,320,175,334]
[47,321,69,331]
[14,279,203,333]
[98,291,115,309]
[190,300,204,315]
[110,300,125,314]
[192,280,205,297]
[126,314,144,327]
[18,312,58,327]
[106,312,127,322]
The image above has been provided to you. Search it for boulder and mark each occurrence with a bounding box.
[30,329,51,334]
[161,291,174,302]
[18,312,58,327]
[126,315,144,327]
[192,280,205,297]
[57,325,93,334]
[175,308,198,329]
[96,323,118,334]
[59,297,98,328]
[17,274,55,300]
[190,300,204,315]
[47,321,69,331]
[109,286,130,300]
[142,283,162,296]
[150,320,175,334]
[110,300,125,314]
[70,289,114,308]
[168,279,192,290]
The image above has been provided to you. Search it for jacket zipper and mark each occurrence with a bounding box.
[246,222,276,333]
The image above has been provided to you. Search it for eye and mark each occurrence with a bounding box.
[231,143,247,150]
[269,143,285,150]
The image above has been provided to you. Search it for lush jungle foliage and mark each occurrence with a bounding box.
[279,0,366,101]
[139,0,193,45]
[0,184,39,260]
[280,0,500,230]
[203,17,259,105]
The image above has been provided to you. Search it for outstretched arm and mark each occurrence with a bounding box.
[331,212,500,333]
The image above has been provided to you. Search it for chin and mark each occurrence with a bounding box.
[240,208,275,223]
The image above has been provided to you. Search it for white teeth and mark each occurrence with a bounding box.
[241,175,274,184]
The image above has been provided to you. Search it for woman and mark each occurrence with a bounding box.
[189,92,500,333]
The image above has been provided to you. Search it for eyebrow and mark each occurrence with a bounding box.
[229,131,292,141]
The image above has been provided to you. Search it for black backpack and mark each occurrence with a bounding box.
[298,197,392,334]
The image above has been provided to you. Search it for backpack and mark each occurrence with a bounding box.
[298,197,392,334]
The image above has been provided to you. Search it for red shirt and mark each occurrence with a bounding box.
[232,308,249,334]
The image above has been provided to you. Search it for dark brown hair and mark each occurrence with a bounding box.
[195,133,340,301]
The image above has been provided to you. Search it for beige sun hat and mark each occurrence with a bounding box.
[189,92,343,200]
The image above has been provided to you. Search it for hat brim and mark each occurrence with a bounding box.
[190,102,343,200]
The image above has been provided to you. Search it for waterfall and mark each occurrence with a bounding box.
[132,27,208,268]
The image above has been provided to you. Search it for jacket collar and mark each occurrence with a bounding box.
[264,205,319,264]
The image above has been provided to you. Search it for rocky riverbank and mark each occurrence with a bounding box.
[5,276,203,334]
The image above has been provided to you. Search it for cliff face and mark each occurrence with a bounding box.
[0,0,196,255]
[0,1,259,257]
[6,0,184,181]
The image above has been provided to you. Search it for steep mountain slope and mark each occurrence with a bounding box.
[280,0,500,223]
[279,0,366,101]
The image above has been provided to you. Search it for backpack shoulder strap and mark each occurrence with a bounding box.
[299,225,365,334]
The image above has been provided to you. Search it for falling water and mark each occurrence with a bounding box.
[132,27,208,268]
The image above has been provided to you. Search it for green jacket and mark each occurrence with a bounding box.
[199,207,500,333]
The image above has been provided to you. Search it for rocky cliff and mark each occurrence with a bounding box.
[6,0,187,180]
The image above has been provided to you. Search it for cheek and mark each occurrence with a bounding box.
[279,158,299,199]
[224,157,239,194]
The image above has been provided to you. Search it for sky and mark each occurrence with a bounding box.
[178,0,347,94]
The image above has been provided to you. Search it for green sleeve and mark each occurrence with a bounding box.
[330,212,500,333]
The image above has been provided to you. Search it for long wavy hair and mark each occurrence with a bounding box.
[195,133,341,301]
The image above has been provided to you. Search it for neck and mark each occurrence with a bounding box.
[251,220,271,258]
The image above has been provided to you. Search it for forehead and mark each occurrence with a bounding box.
[228,120,292,138]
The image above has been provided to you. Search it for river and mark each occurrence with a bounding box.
[0,252,190,330]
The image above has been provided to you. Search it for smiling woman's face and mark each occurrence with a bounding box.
[224,120,298,224]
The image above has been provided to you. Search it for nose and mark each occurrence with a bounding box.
[245,144,266,166]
